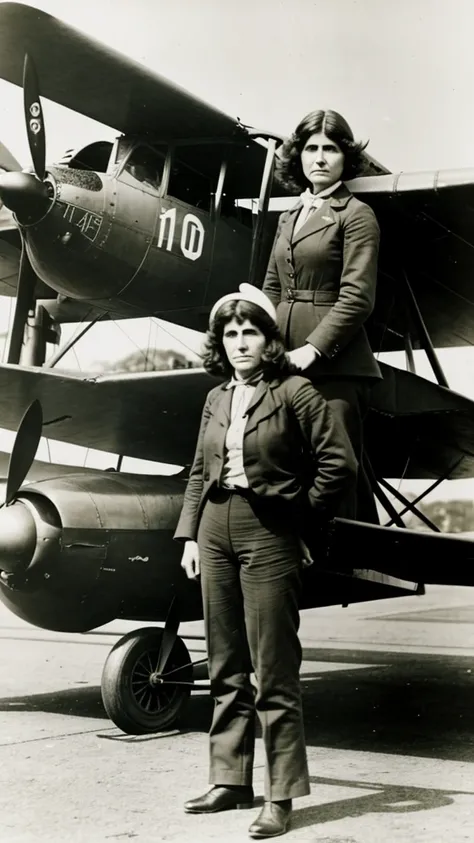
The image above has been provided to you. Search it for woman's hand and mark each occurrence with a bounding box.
[298,536,314,568]
[180,540,200,580]
[287,344,321,371]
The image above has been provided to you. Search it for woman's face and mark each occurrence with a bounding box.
[300,132,344,193]
[222,317,267,378]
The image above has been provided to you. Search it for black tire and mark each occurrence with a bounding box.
[101,627,193,734]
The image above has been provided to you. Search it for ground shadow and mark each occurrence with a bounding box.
[291,774,471,830]
[299,648,474,762]
[1,647,474,761]
[0,685,107,719]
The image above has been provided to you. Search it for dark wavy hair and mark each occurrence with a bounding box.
[276,109,368,192]
[202,300,291,378]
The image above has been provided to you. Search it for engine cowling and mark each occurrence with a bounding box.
[0,471,202,633]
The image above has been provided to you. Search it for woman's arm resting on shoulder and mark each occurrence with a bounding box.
[306,204,380,357]
[287,343,322,370]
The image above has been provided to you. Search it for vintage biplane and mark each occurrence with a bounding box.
[0,2,473,735]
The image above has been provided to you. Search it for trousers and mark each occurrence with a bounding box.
[310,377,379,524]
[197,488,310,801]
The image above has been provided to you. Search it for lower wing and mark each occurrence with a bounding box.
[0,361,472,479]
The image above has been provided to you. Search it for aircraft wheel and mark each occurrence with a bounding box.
[101,627,193,734]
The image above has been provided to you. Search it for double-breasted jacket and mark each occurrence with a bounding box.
[174,374,357,542]
[262,183,382,380]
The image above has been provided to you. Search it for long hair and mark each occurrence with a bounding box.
[277,109,368,192]
[202,300,291,378]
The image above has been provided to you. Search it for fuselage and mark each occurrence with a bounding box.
[11,136,256,330]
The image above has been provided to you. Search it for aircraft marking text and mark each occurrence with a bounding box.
[62,203,103,243]
[157,208,205,262]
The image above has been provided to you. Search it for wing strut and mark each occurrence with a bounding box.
[248,138,277,285]
[44,311,108,368]
[403,330,416,374]
[213,158,227,217]
[402,269,449,387]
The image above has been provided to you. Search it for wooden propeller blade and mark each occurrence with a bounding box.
[23,54,46,181]
[5,236,36,365]
[155,597,181,676]
[5,399,43,506]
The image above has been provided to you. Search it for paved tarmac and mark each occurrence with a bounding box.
[1,584,474,842]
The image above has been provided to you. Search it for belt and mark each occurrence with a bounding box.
[209,484,253,502]
[285,288,338,304]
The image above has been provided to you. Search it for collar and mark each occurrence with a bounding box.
[300,180,342,204]
[289,181,352,215]
[225,370,265,390]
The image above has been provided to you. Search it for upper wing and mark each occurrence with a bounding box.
[349,169,474,350]
[0,3,240,140]
[0,361,472,480]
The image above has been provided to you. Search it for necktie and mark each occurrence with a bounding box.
[227,372,263,390]
[227,372,262,421]
[300,189,325,210]
[294,190,325,234]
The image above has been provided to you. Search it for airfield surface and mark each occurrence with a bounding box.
[1,585,474,843]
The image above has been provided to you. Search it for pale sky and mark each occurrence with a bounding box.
[0,0,473,172]
[0,0,473,501]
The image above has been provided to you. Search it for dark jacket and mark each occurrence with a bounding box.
[174,374,357,542]
[263,183,382,380]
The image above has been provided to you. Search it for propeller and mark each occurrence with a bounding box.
[0,399,43,576]
[5,234,37,363]
[4,399,43,507]
[154,597,181,678]
[23,53,46,181]
[0,53,51,363]
[0,54,50,211]
[0,72,29,211]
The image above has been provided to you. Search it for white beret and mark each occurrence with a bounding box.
[209,283,277,326]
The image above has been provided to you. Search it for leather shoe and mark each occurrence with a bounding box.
[184,785,254,814]
[248,800,292,838]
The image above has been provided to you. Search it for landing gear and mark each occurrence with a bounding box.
[101,627,194,734]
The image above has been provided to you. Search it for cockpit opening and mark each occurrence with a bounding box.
[60,141,114,173]
[123,145,166,190]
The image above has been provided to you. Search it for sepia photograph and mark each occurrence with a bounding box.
[0,1,473,841]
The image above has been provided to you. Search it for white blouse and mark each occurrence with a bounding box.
[220,379,258,489]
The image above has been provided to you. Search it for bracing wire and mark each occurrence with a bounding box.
[44,436,52,464]
[145,316,153,371]
[110,319,153,364]
[150,316,205,361]
[72,346,82,372]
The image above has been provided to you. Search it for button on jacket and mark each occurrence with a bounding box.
[262,183,382,379]
[174,374,357,542]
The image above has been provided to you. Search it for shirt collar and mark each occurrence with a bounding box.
[300,180,343,205]
[226,370,264,390]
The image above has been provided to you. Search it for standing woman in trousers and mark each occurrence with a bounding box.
[262,109,382,523]
[175,283,356,839]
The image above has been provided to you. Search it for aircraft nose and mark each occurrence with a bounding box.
[0,170,52,223]
[0,501,37,573]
